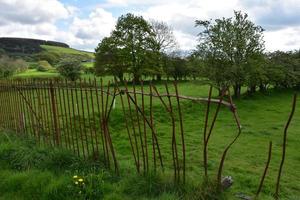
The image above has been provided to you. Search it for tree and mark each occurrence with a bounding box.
[0,55,27,78]
[95,36,129,82]
[195,11,265,97]
[267,50,300,88]
[150,20,178,80]
[111,13,155,82]
[57,57,82,81]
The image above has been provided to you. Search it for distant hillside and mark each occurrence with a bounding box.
[0,37,69,54]
[41,45,94,59]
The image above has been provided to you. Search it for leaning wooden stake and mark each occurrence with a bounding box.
[275,94,297,199]
[255,141,272,199]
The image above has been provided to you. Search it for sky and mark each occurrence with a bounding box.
[0,0,299,52]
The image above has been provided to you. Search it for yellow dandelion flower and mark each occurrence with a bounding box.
[73,175,78,179]
[78,178,84,182]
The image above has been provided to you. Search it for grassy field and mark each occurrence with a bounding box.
[0,80,299,200]
[41,45,94,58]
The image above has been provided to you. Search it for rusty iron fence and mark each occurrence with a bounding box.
[0,78,297,198]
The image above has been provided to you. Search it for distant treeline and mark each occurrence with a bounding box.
[0,37,69,54]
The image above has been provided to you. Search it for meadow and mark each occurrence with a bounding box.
[0,77,299,200]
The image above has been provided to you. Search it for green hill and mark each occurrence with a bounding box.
[40,45,94,59]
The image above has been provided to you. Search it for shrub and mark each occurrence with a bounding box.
[57,57,82,81]
[37,60,53,72]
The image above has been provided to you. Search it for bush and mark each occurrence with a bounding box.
[0,55,28,78]
[57,57,82,81]
[37,60,53,72]
[35,51,61,65]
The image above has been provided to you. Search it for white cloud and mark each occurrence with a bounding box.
[264,27,300,51]
[70,8,115,40]
[0,0,299,52]
[0,0,70,25]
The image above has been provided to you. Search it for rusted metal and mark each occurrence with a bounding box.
[116,82,139,171]
[84,78,96,159]
[79,79,90,158]
[127,85,164,170]
[61,80,72,150]
[174,81,186,183]
[70,80,80,156]
[149,82,156,170]
[216,89,242,186]
[101,78,110,167]
[152,83,179,181]
[94,77,107,162]
[275,94,297,199]
[124,80,140,173]
[57,79,68,149]
[133,82,146,173]
[49,80,60,146]
[203,86,213,178]
[141,81,149,173]
[89,78,100,159]
[256,141,272,199]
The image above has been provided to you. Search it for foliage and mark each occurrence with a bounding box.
[0,55,28,78]
[95,13,156,82]
[35,51,61,65]
[57,57,83,81]
[195,10,265,97]
[36,60,54,72]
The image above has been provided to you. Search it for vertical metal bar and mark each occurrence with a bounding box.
[36,81,46,145]
[49,80,60,146]
[164,82,179,181]
[57,79,68,149]
[203,86,213,178]
[42,79,51,146]
[116,84,139,171]
[141,81,149,173]
[124,80,140,173]
[174,81,185,183]
[89,78,100,159]
[133,82,145,173]
[31,80,40,143]
[84,79,96,159]
[79,79,90,158]
[70,80,80,156]
[101,79,110,167]
[256,141,272,198]
[75,80,86,159]
[62,80,72,150]
[94,77,106,162]
[149,82,156,170]
[275,94,297,199]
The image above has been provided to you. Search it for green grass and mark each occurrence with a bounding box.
[41,45,94,58]
[13,69,59,78]
[83,62,94,68]
[0,81,299,199]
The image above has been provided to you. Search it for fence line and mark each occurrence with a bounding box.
[0,78,239,180]
[0,78,298,198]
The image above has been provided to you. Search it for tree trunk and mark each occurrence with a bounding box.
[233,84,241,98]
[248,85,256,94]
[156,74,162,81]
[259,83,266,92]
[133,74,140,83]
